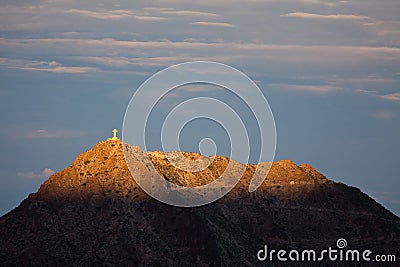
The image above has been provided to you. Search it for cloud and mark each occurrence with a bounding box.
[65,9,168,21]
[0,22,47,31]
[354,89,379,94]
[66,9,132,20]
[371,111,396,120]
[363,20,400,45]
[0,58,96,74]
[349,77,396,84]
[281,12,370,20]
[1,38,400,89]
[2,38,400,70]
[143,8,220,18]
[368,191,400,205]
[2,37,400,57]
[71,55,195,68]
[17,168,55,179]
[268,84,344,94]
[191,21,236,28]
[380,93,400,103]
[0,126,87,140]
[323,1,350,7]
[25,129,86,139]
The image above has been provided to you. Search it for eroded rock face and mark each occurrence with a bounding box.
[0,140,399,266]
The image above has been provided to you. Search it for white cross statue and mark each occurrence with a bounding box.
[108,128,119,140]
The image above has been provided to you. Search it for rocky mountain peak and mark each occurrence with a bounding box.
[0,140,399,266]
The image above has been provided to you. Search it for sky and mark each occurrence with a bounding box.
[0,0,399,216]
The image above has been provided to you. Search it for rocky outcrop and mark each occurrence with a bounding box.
[0,140,399,266]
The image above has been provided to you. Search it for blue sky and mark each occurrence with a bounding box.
[0,0,399,216]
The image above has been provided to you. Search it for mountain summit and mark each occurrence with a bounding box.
[0,140,399,266]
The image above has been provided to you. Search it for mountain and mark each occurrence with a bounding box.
[0,139,399,266]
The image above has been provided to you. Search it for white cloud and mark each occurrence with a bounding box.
[2,38,400,64]
[66,9,132,20]
[17,168,55,179]
[191,21,236,28]
[322,1,349,7]
[281,12,370,20]
[72,55,188,67]
[143,7,220,18]
[42,168,55,177]
[4,37,400,54]
[349,77,396,84]
[363,20,400,45]
[25,129,86,139]
[133,15,168,22]
[0,58,96,74]
[380,93,400,103]
[0,126,87,140]
[1,38,400,84]
[72,55,228,69]
[354,89,379,94]
[65,9,168,21]
[268,84,344,94]
[371,111,396,120]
